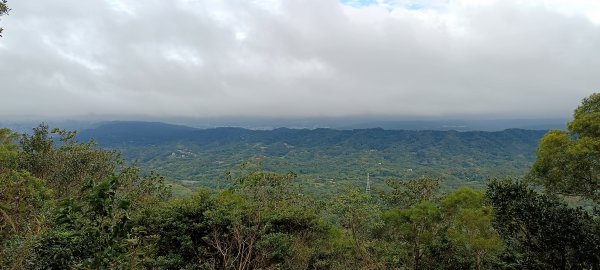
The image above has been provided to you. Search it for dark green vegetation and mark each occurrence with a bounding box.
[1,94,599,269]
[0,0,7,37]
[78,123,547,192]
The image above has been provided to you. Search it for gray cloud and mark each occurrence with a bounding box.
[0,0,599,119]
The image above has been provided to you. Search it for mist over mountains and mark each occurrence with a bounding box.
[0,117,567,134]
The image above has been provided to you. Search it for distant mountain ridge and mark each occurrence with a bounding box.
[78,121,548,148]
[338,119,567,131]
[2,117,567,133]
[76,121,548,191]
[78,121,197,145]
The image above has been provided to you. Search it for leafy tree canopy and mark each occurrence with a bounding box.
[487,179,600,269]
[530,93,600,202]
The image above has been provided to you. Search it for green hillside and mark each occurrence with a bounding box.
[79,123,547,193]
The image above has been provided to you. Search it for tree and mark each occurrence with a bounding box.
[0,128,53,267]
[0,128,18,173]
[382,201,442,270]
[29,172,168,269]
[530,93,600,203]
[379,176,440,209]
[0,0,9,37]
[331,186,382,268]
[486,179,600,269]
[19,124,120,199]
[140,169,328,269]
[0,125,170,269]
[441,187,502,270]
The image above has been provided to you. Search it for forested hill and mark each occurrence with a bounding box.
[79,121,547,148]
[78,121,548,191]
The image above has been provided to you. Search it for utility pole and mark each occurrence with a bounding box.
[366,172,371,195]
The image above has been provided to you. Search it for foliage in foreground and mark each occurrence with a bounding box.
[1,93,600,269]
[530,92,600,203]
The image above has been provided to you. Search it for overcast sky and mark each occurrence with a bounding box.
[0,0,598,119]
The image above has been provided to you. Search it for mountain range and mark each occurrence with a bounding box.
[76,121,549,193]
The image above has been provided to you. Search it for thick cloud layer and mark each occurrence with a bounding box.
[0,0,598,118]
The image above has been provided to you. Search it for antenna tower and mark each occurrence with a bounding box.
[366,172,371,195]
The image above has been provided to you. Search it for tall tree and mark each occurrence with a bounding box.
[332,186,382,268]
[441,187,502,270]
[486,179,600,269]
[530,93,600,203]
[377,177,442,269]
[382,201,442,270]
